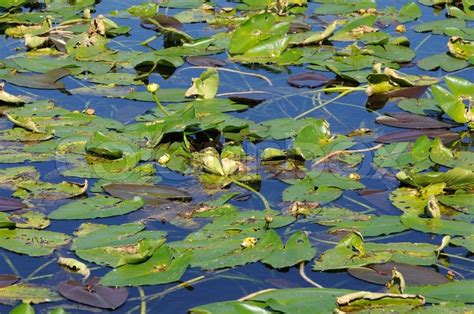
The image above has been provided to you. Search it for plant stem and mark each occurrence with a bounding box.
[238,289,276,301]
[138,287,147,314]
[299,262,323,288]
[295,89,353,119]
[231,179,272,211]
[152,92,170,116]
[311,144,383,168]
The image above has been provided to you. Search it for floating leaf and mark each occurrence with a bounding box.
[438,191,474,214]
[399,2,422,23]
[0,83,32,104]
[0,283,60,305]
[376,113,455,129]
[417,53,469,72]
[186,56,226,67]
[49,195,144,220]
[397,167,474,190]
[401,214,474,236]
[0,68,70,90]
[9,302,35,314]
[71,222,166,267]
[336,291,425,312]
[0,197,27,212]
[100,246,191,287]
[103,183,191,205]
[185,68,219,99]
[261,231,316,268]
[348,262,449,286]
[58,277,128,310]
[450,235,474,252]
[13,180,88,200]
[432,76,473,124]
[405,280,474,303]
[375,130,460,143]
[0,229,70,256]
[287,72,329,88]
[0,274,19,288]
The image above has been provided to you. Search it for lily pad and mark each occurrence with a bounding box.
[0,197,27,212]
[0,228,70,256]
[261,231,316,269]
[103,183,192,205]
[48,195,145,220]
[58,277,128,310]
[0,283,60,305]
[348,262,449,285]
[376,113,455,129]
[100,246,191,287]
[0,274,19,288]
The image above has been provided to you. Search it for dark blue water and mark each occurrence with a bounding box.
[0,0,473,313]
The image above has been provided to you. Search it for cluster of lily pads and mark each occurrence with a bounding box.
[0,0,473,313]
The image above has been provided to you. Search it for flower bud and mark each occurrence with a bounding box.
[147,83,160,93]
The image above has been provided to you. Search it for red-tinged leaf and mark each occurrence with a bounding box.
[186,56,226,67]
[348,262,449,285]
[58,277,128,310]
[288,72,329,88]
[0,197,27,212]
[227,93,268,107]
[142,14,184,31]
[103,183,191,205]
[288,22,311,34]
[386,85,428,98]
[375,130,460,143]
[376,113,455,129]
[0,274,19,288]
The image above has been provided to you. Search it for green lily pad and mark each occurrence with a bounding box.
[0,211,50,229]
[72,224,166,268]
[405,280,474,303]
[0,166,39,190]
[0,283,60,305]
[438,191,474,214]
[13,180,88,200]
[450,235,474,252]
[418,53,469,72]
[100,246,191,287]
[401,214,474,236]
[396,168,474,190]
[48,195,145,220]
[0,229,70,256]
[261,231,316,268]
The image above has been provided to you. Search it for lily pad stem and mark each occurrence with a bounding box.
[141,34,159,46]
[295,89,355,119]
[138,287,146,314]
[299,262,323,288]
[152,92,170,116]
[238,288,276,301]
[311,144,383,169]
[231,179,271,211]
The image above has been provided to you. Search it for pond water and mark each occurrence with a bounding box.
[0,0,473,313]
